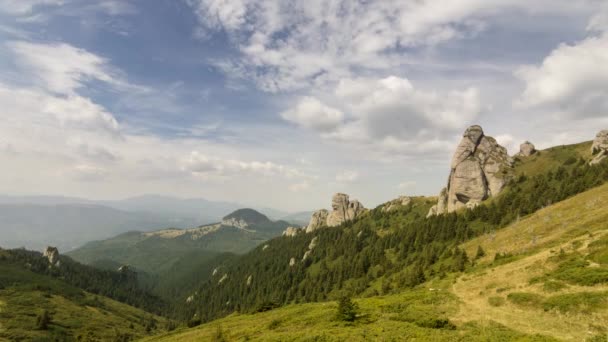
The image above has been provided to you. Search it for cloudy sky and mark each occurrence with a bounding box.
[0,0,607,212]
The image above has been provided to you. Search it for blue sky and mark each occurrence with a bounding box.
[0,0,607,212]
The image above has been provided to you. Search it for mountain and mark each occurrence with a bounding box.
[134,129,608,341]
[0,195,296,252]
[67,208,290,274]
[141,180,608,341]
[0,247,170,341]
[0,204,177,252]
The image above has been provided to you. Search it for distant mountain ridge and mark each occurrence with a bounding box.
[67,208,291,275]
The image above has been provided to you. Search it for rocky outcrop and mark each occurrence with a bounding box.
[282,227,301,237]
[428,125,513,216]
[221,217,249,229]
[246,275,252,287]
[289,257,296,267]
[305,209,329,233]
[382,196,412,212]
[590,130,608,165]
[305,193,366,233]
[516,141,536,157]
[43,246,59,266]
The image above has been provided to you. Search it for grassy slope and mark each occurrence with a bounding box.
[142,180,608,342]
[0,260,168,341]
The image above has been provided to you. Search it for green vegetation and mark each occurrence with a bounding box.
[182,147,608,323]
[335,296,358,322]
[0,257,168,341]
[488,296,505,307]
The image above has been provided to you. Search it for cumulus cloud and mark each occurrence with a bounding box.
[280,76,481,156]
[187,0,595,92]
[0,0,64,15]
[182,151,307,179]
[280,97,344,132]
[516,33,608,118]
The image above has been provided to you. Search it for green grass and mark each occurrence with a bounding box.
[0,262,168,341]
[543,292,608,314]
[507,292,544,308]
[140,278,557,342]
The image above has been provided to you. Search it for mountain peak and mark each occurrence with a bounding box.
[222,208,271,229]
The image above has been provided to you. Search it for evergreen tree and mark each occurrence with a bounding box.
[336,296,358,322]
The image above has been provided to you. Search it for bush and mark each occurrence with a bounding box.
[187,318,201,328]
[507,292,543,308]
[267,319,281,330]
[36,310,51,330]
[212,325,227,342]
[488,296,505,307]
[542,280,567,293]
[336,296,358,322]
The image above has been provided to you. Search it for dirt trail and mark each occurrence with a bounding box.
[451,232,608,341]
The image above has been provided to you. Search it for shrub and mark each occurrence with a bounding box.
[507,292,543,308]
[488,296,505,307]
[212,325,227,342]
[543,292,608,314]
[542,280,567,293]
[36,310,51,330]
[336,296,358,322]
[267,319,281,330]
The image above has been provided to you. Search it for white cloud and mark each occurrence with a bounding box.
[516,33,608,118]
[8,41,123,95]
[0,0,64,15]
[182,151,307,179]
[280,97,344,132]
[335,171,359,183]
[280,76,481,157]
[188,0,597,92]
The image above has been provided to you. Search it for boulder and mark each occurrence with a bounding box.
[289,257,296,267]
[282,227,301,237]
[516,141,536,157]
[590,130,608,165]
[429,125,513,216]
[43,246,59,266]
[306,194,366,232]
[305,209,329,233]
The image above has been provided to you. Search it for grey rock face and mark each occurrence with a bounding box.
[305,194,366,232]
[516,141,536,157]
[590,130,608,165]
[429,125,513,216]
[221,217,249,229]
[43,246,59,266]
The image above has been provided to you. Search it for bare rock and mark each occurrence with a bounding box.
[305,209,329,233]
[516,141,536,157]
[282,227,301,237]
[246,275,252,287]
[43,246,59,266]
[306,194,366,232]
[429,125,513,216]
[221,217,249,229]
[289,257,296,267]
[590,130,608,165]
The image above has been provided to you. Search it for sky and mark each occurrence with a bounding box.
[0,0,607,212]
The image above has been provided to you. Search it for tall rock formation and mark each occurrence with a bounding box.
[590,130,608,165]
[43,246,59,266]
[428,125,513,216]
[305,193,366,233]
[516,141,536,157]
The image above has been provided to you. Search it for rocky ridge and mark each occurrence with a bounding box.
[305,193,366,233]
[428,125,513,217]
[43,246,60,266]
[516,141,536,157]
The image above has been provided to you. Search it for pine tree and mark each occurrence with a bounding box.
[336,296,358,322]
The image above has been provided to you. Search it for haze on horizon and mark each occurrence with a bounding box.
[0,0,607,212]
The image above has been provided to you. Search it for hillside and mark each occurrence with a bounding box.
[0,249,170,341]
[68,208,290,275]
[169,140,608,324]
[141,179,608,341]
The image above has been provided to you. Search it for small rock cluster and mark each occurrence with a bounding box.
[43,246,60,267]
